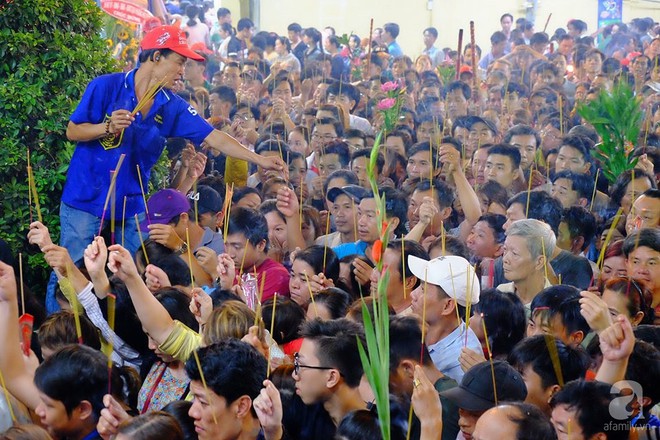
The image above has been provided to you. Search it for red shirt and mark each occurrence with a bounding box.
[236,258,290,302]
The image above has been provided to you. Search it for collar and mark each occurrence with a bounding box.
[428,321,466,352]
[81,429,100,440]
[123,69,171,102]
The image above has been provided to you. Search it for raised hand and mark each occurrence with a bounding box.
[84,236,108,277]
[27,221,53,250]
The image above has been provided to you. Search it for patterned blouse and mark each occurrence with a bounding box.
[137,361,190,413]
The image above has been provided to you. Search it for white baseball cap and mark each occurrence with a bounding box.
[407,255,480,307]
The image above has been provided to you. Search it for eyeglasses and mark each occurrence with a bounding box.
[233,114,254,122]
[293,352,335,375]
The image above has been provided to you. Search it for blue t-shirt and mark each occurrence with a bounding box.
[64,70,214,218]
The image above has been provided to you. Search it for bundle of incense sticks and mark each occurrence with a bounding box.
[27,150,43,223]
[98,154,126,237]
[481,315,498,404]
[131,79,165,116]
[590,169,600,212]
[304,272,318,317]
[420,269,428,363]
[107,293,116,394]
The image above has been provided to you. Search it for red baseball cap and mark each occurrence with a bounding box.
[140,25,205,62]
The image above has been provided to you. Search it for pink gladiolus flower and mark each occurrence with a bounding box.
[380,81,399,92]
[377,98,396,110]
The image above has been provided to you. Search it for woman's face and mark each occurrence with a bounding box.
[289,259,315,307]
[600,255,628,285]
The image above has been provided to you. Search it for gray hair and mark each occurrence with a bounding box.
[506,219,556,260]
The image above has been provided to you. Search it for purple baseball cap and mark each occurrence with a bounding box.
[140,189,191,232]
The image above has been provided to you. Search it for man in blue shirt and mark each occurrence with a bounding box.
[383,22,403,57]
[51,25,284,313]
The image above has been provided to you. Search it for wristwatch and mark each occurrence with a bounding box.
[174,241,188,255]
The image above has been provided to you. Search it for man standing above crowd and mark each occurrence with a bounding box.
[422,27,444,67]
[383,22,403,57]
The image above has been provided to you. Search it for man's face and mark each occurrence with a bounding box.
[154,53,187,89]
[626,194,660,234]
[384,136,406,157]
[551,178,580,208]
[408,189,444,237]
[332,194,357,235]
[485,153,518,189]
[189,381,241,440]
[222,66,242,91]
[351,156,370,188]
[184,59,205,82]
[501,16,513,32]
[311,124,338,154]
[447,89,468,119]
[292,339,332,404]
[556,221,574,253]
[503,203,526,230]
[410,282,448,324]
[319,153,342,178]
[345,136,365,153]
[327,93,353,114]
[555,145,589,174]
[558,39,574,56]
[272,81,293,109]
[627,245,660,293]
[621,177,654,216]
[468,122,496,152]
[198,211,219,230]
[467,220,502,259]
[520,365,553,414]
[551,404,584,440]
[509,134,537,171]
[380,248,404,302]
[288,30,299,44]
[423,31,436,48]
[357,198,381,243]
[209,93,226,117]
[407,151,435,181]
[416,121,442,144]
[472,406,521,440]
[35,393,80,438]
[502,235,537,283]
[225,233,260,269]
[540,124,562,153]
[472,148,490,185]
[458,408,484,440]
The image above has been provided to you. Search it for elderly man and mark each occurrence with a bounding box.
[497,219,555,312]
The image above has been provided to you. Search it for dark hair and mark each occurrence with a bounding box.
[262,297,305,344]
[550,380,630,440]
[626,340,660,410]
[326,82,360,112]
[293,245,340,281]
[559,135,592,163]
[500,13,513,22]
[429,235,470,260]
[267,75,293,96]
[155,287,199,331]
[609,169,656,209]
[300,318,366,387]
[34,345,126,420]
[383,22,400,39]
[414,178,456,212]
[323,169,359,197]
[530,32,550,46]
[38,310,102,352]
[372,187,409,237]
[503,124,541,149]
[490,31,507,45]
[603,277,655,325]
[161,401,196,440]
[230,102,261,121]
[227,207,269,249]
[530,285,590,338]
[232,186,261,205]
[488,143,522,169]
[475,289,526,358]
[138,48,175,63]
[623,228,660,256]
[352,148,384,174]
[209,85,236,104]
[561,206,597,251]
[389,315,433,368]
[509,335,588,389]
[336,409,406,440]
[508,190,563,234]
[424,27,438,39]
[478,181,509,210]
[447,81,471,100]
[478,213,507,244]
[323,140,351,168]
[185,340,266,410]
[236,17,253,31]
[386,239,430,290]
[408,142,438,168]
[312,287,352,319]
[117,412,184,440]
[287,22,302,33]
[501,402,557,440]
[552,170,595,204]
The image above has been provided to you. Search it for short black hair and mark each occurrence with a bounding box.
[185,340,266,408]
[447,81,471,100]
[313,116,344,139]
[255,138,291,157]
[267,75,293,96]
[326,82,360,112]
[502,402,557,440]
[478,213,507,244]
[261,297,305,345]
[209,85,237,104]
[312,288,352,319]
[552,170,595,204]
[236,17,253,31]
[300,318,366,387]
[376,187,409,237]
[530,285,590,338]
[324,140,351,167]
[323,169,359,197]
[509,335,588,389]
[389,315,433,369]
[490,31,507,45]
[423,27,438,39]
[414,178,455,210]
[503,124,541,149]
[287,22,302,33]
[623,228,660,256]
[561,206,597,251]
[384,22,400,39]
[293,245,340,281]
[530,32,550,46]
[352,148,384,174]
[488,143,522,169]
[474,289,526,358]
[508,190,563,235]
[386,239,430,289]
[226,207,269,249]
[550,380,630,440]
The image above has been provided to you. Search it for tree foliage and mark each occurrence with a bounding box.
[0,0,116,293]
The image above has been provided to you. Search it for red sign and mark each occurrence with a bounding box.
[101,0,152,25]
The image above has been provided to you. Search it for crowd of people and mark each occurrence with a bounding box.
[1,1,660,439]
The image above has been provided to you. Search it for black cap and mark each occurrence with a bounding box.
[188,185,222,215]
[327,185,371,203]
[440,360,527,412]
[466,115,498,135]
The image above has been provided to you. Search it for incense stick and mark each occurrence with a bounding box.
[132,79,165,116]
[304,272,318,316]
[134,214,150,266]
[192,349,218,424]
[544,333,565,387]
[19,253,25,316]
[27,150,43,223]
[98,154,126,237]
[110,170,117,245]
[322,212,330,271]
[541,236,549,280]
[186,228,195,288]
[464,266,473,347]
[421,268,428,363]
[121,196,127,247]
[266,293,277,378]
[590,169,599,212]
[401,237,406,299]
[481,315,498,404]
[107,293,116,394]
[525,163,534,217]
[595,207,624,270]
[136,164,149,218]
